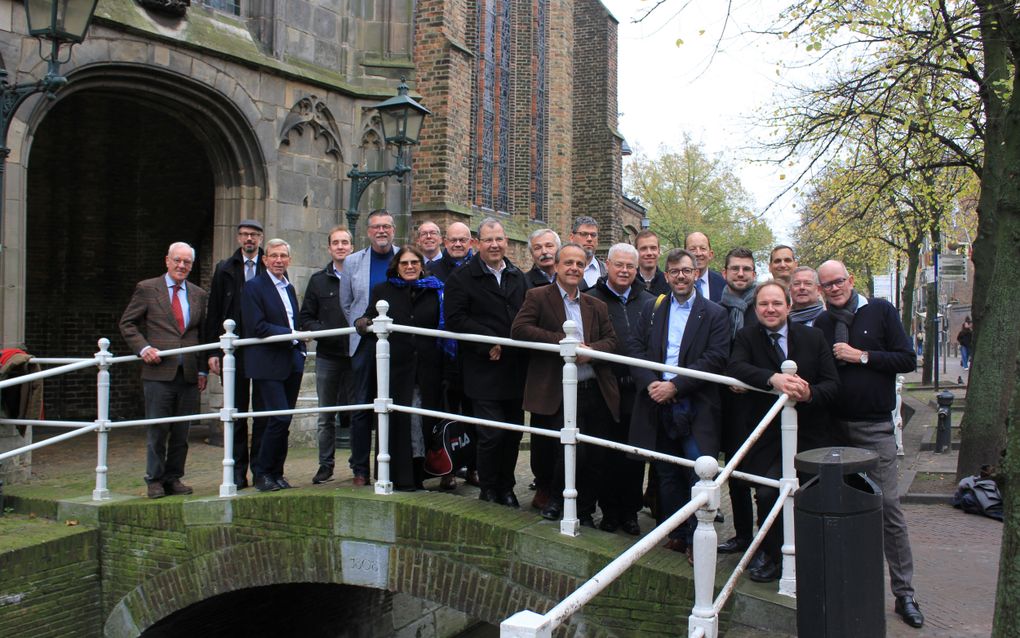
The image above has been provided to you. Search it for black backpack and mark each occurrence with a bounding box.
[424,420,475,476]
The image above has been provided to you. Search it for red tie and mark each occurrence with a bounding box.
[171,284,185,333]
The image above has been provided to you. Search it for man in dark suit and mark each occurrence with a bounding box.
[525,228,559,288]
[120,242,208,499]
[241,238,306,492]
[814,260,923,629]
[685,231,725,302]
[426,221,474,282]
[726,281,839,581]
[445,218,529,507]
[202,219,266,487]
[634,230,670,296]
[512,243,619,526]
[628,248,730,558]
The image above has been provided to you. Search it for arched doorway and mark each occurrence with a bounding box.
[20,64,267,420]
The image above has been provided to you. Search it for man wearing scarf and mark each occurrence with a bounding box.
[789,266,825,326]
[716,247,758,558]
[426,221,474,282]
[814,260,923,630]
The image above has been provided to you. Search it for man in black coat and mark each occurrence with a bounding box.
[445,218,529,507]
[202,219,266,488]
[726,281,839,582]
[525,228,559,288]
[628,248,730,557]
[634,230,670,296]
[585,242,654,535]
[298,225,354,485]
[426,221,474,282]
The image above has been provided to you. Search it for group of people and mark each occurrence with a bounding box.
[117,213,924,630]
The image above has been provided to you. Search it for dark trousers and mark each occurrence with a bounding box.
[143,369,198,484]
[655,433,701,542]
[529,411,558,492]
[226,363,266,485]
[315,354,353,470]
[550,381,612,517]
[754,456,784,563]
[252,349,304,480]
[472,398,524,493]
[729,479,755,539]
[598,402,645,523]
[348,341,376,478]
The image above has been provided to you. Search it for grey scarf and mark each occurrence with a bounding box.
[826,291,861,365]
[720,285,756,339]
[790,302,825,325]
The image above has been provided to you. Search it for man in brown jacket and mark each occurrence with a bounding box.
[512,243,619,526]
[120,242,208,498]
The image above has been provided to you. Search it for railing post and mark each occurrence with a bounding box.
[778,360,799,598]
[558,319,581,537]
[893,374,905,456]
[373,300,394,495]
[689,455,721,638]
[500,610,552,638]
[219,319,239,498]
[92,338,112,501]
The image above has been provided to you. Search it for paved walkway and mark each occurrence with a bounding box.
[8,352,1002,637]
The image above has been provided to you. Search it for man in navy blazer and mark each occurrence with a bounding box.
[628,248,730,557]
[685,231,726,302]
[241,238,306,492]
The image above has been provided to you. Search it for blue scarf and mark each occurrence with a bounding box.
[385,276,457,358]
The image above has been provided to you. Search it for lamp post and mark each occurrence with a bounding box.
[1,0,99,242]
[345,78,430,240]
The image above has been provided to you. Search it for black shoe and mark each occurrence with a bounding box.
[235,476,249,490]
[895,596,925,628]
[620,518,641,536]
[540,502,562,521]
[256,476,280,492]
[579,515,596,529]
[312,466,334,484]
[748,556,781,583]
[528,480,537,490]
[276,477,293,490]
[598,517,619,533]
[478,488,498,503]
[715,511,725,523]
[748,549,769,571]
[499,491,520,508]
[718,536,751,554]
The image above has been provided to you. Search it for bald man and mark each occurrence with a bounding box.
[684,232,725,302]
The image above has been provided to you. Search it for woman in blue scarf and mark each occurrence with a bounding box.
[356,246,446,490]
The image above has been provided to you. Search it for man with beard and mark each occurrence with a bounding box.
[789,266,825,326]
[202,220,265,487]
[526,228,559,287]
[814,260,923,629]
[634,230,670,296]
[512,243,619,526]
[569,216,606,291]
[584,242,653,534]
[445,218,529,507]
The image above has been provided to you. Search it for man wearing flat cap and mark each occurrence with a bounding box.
[202,219,267,488]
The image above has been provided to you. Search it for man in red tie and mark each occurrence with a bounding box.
[120,242,209,499]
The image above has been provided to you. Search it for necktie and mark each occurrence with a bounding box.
[696,279,704,297]
[770,332,785,360]
[171,284,185,332]
[245,259,255,281]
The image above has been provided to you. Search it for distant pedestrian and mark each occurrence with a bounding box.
[957,317,973,370]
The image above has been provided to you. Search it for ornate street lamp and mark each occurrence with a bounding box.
[345,78,430,238]
[1,0,99,234]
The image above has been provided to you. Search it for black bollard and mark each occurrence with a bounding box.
[935,391,955,453]
[794,447,885,638]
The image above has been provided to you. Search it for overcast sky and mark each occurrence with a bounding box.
[601,0,807,241]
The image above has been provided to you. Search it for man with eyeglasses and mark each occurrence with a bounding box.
[298,226,354,485]
[416,221,444,267]
[814,260,923,629]
[628,248,729,561]
[788,266,824,326]
[427,221,474,282]
[584,242,654,535]
[340,210,399,486]
[202,220,266,487]
[569,216,606,291]
[120,242,208,499]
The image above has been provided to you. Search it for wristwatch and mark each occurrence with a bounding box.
[859,351,869,365]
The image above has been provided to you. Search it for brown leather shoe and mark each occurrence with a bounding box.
[664,538,687,553]
[164,479,193,496]
[531,487,551,511]
[147,482,165,499]
[439,474,457,490]
[352,475,369,487]
[466,470,481,487]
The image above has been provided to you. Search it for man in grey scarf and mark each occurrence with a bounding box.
[718,247,758,339]
[789,266,825,327]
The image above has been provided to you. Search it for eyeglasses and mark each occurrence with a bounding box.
[609,261,636,271]
[418,230,440,237]
[727,265,755,274]
[574,231,597,239]
[368,223,394,231]
[447,237,471,244]
[819,277,849,290]
[666,267,696,278]
[398,259,421,266]
[238,231,262,238]
[170,257,194,266]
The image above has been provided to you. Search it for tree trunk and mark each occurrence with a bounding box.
[899,239,921,337]
[921,280,938,386]
[992,363,1020,637]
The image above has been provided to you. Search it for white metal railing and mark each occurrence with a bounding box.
[0,299,826,638]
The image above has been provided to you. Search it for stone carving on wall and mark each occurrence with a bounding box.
[137,0,190,17]
[279,96,343,160]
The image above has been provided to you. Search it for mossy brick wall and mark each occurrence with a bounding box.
[3,491,705,637]
[0,528,102,638]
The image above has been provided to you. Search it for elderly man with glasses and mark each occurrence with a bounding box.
[814,260,924,629]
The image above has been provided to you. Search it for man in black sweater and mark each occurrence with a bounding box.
[814,260,924,630]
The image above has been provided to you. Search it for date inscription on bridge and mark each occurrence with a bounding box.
[340,540,389,589]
